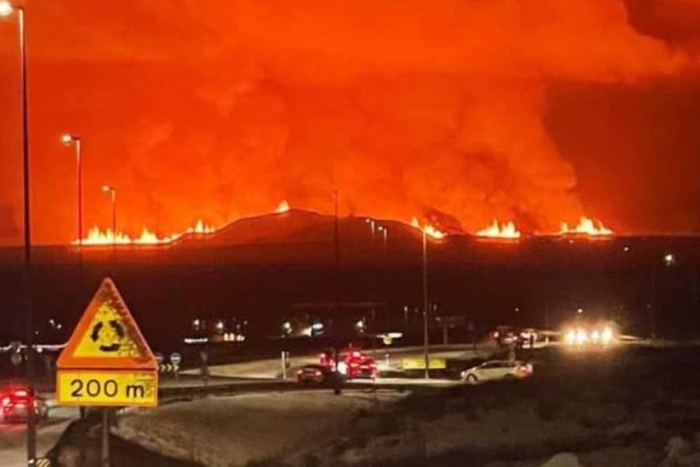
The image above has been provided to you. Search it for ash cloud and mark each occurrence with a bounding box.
[0,0,697,243]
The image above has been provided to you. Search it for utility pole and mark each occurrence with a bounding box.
[333,189,342,395]
[422,230,429,379]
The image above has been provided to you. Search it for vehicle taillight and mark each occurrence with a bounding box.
[13,390,28,397]
[1,396,10,407]
[314,371,322,376]
[296,370,303,375]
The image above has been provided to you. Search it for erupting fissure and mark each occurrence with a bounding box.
[476,220,522,240]
[73,201,613,246]
[75,219,215,246]
[559,217,613,237]
[411,217,446,240]
[276,200,290,214]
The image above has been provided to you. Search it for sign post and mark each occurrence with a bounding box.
[56,278,158,466]
[170,352,182,379]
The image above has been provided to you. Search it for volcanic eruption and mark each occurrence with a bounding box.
[0,1,698,245]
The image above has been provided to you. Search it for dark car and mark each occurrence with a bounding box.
[296,364,341,385]
[1,387,49,423]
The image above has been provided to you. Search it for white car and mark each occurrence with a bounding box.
[461,360,532,383]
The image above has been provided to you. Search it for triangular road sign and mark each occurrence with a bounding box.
[57,278,157,371]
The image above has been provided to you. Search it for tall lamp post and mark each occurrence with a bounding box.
[650,253,677,338]
[62,134,83,244]
[365,218,377,323]
[377,225,388,250]
[0,2,36,463]
[100,184,116,465]
[422,229,429,379]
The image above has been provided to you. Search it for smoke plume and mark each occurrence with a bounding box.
[0,0,697,243]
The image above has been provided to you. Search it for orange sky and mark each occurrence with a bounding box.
[0,0,699,244]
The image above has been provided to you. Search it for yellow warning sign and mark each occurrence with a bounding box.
[57,370,158,407]
[57,278,157,371]
[72,300,145,359]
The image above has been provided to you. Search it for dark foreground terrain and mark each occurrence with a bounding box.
[46,343,700,467]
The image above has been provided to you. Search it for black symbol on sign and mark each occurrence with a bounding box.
[90,320,125,352]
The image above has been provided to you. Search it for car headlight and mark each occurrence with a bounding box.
[602,327,613,344]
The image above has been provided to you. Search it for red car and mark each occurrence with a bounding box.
[1,387,48,423]
[320,347,377,380]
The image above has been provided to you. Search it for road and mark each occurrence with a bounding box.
[181,343,492,380]
[0,406,79,467]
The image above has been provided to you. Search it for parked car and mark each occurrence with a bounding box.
[1,387,49,423]
[296,364,339,385]
[461,360,533,383]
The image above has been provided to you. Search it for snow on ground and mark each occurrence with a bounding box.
[116,390,405,467]
[333,400,594,466]
[326,398,700,467]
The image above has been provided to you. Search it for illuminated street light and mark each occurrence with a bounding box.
[1,2,37,461]
[62,134,83,245]
[365,218,376,236]
[0,2,12,16]
[102,185,117,243]
[663,253,676,267]
[377,225,388,247]
[422,228,429,379]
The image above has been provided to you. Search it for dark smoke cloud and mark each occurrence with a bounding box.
[0,0,697,243]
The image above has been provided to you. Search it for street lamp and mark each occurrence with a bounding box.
[102,185,116,242]
[365,218,376,236]
[663,253,676,267]
[377,225,388,249]
[62,134,83,245]
[649,252,679,338]
[422,228,429,379]
[1,1,37,462]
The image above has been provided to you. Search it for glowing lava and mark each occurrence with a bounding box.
[476,220,521,239]
[185,219,216,235]
[75,219,214,246]
[79,227,133,245]
[411,217,446,240]
[276,200,290,213]
[560,217,613,237]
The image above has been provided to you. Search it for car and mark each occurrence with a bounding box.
[339,350,377,380]
[461,360,533,384]
[296,364,338,385]
[319,347,378,380]
[1,387,49,423]
[491,327,519,347]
